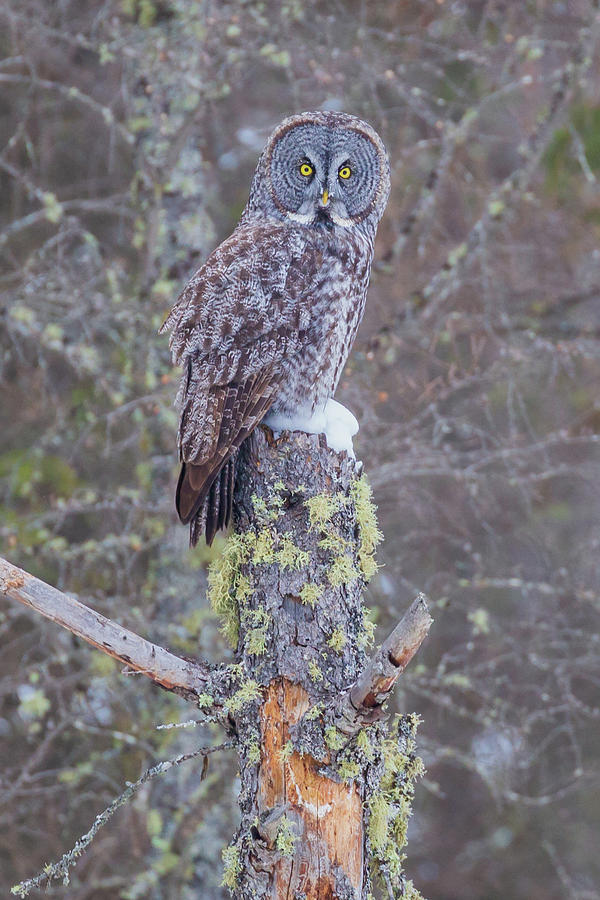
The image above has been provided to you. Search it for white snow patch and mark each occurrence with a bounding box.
[263,398,359,458]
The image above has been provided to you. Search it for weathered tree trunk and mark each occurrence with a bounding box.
[1,428,431,899]
[217,428,431,899]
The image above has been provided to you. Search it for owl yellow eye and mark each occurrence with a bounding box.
[299,162,314,177]
[338,165,352,180]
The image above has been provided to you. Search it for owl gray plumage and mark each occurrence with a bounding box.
[160,110,390,545]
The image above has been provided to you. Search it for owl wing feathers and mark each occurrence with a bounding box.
[160,222,321,541]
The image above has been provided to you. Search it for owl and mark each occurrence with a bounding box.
[160,110,390,545]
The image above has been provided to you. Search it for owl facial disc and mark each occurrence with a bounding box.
[256,110,390,234]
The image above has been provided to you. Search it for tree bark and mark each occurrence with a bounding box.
[223,428,432,899]
[1,427,432,899]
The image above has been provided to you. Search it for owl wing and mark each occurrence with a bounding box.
[160,222,321,538]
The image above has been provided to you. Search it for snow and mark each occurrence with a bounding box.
[264,398,359,458]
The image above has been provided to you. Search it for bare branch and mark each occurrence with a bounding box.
[10,740,234,898]
[0,557,211,702]
[335,594,433,732]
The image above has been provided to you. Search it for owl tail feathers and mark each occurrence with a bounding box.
[176,455,237,547]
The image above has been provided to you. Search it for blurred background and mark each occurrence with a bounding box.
[1,1,599,898]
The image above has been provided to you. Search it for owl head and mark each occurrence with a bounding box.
[243,110,390,238]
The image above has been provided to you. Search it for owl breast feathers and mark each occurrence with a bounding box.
[160,110,390,544]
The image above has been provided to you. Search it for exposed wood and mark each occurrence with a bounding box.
[0,556,211,702]
[226,428,429,899]
[1,428,431,899]
[257,679,363,898]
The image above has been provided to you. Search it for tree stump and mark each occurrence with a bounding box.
[215,427,430,899]
[1,427,431,899]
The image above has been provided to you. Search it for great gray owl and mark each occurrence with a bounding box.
[160,110,390,545]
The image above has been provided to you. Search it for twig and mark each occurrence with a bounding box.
[10,741,234,898]
[0,557,212,702]
[335,594,433,733]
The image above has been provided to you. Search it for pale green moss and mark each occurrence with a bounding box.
[358,608,377,650]
[404,881,425,900]
[275,817,298,857]
[327,628,347,652]
[246,627,268,655]
[221,845,241,889]
[307,660,323,682]
[367,792,391,855]
[337,758,360,782]
[247,740,261,764]
[227,679,262,714]
[324,725,345,751]
[252,528,275,564]
[251,494,269,519]
[207,531,255,646]
[328,553,359,587]
[299,583,322,607]
[305,702,324,721]
[243,607,271,655]
[356,728,375,762]
[236,574,253,603]
[275,535,310,570]
[367,715,425,885]
[318,533,351,553]
[351,475,383,580]
[280,740,294,762]
[304,493,339,528]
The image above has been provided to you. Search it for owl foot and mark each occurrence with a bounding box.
[264,398,359,458]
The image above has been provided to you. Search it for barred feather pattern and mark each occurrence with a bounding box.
[159,111,390,545]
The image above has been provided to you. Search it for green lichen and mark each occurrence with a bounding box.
[304,492,339,528]
[356,728,375,762]
[337,758,360,782]
[367,715,425,888]
[246,627,268,655]
[328,553,359,588]
[207,531,255,646]
[275,817,298,857]
[358,607,377,650]
[251,494,269,520]
[196,693,213,709]
[324,725,345,751]
[221,844,241,889]
[275,535,310,570]
[350,475,383,581]
[236,574,253,602]
[280,740,294,762]
[367,792,391,855]
[243,607,271,655]
[299,583,322,607]
[327,628,347,652]
[308,660,323,682]
[252,528,275,564]
[247,740,261,764]
[305,702,324,721]
[227,679,262,714]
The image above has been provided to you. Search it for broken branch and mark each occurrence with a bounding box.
[335,593,433,732]
[0,556,211,702]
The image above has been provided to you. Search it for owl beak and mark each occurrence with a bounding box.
[320,188,329,207]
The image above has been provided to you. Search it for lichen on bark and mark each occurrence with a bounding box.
[208,427,425,899]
